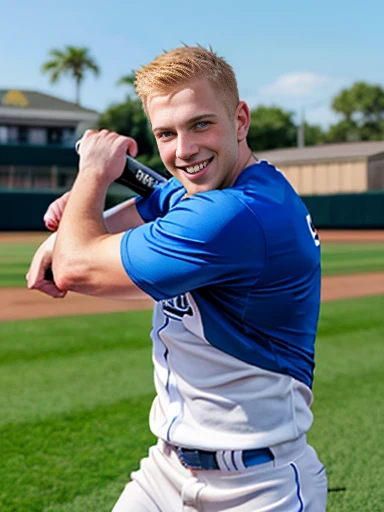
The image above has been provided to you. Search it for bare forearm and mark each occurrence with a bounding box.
[52,171,110,290]
[51,129,142,298]
[104,197,144,233]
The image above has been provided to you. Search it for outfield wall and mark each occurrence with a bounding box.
[0,190,60,231]
[0,190,383,231]
[301,191,384,229]
[0,187,133,231]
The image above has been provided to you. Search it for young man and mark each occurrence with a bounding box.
[27,46,327,511]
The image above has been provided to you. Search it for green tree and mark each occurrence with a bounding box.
[41,46,100,105]
[303,122,325,146]
[116,72,136,98]
[247,106,297,151]
[98,98,163,168]
[326,82,384,142]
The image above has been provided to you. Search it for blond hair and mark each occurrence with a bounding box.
[134,46,240,117]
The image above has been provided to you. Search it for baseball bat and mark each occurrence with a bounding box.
[74,138,168,196]
[44,141,168,281]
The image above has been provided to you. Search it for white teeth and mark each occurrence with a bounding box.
[185,160,210,174]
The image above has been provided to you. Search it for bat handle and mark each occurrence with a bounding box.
[44,266,54,281]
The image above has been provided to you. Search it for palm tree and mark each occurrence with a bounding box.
[41,46,100,106]
[116,71,136,98]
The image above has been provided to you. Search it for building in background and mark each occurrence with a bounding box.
[0,89,99,190]
[256,141,384,195]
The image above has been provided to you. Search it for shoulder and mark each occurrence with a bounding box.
[162,188,265,248]
[135,177,185,221]
[171,188,257,224]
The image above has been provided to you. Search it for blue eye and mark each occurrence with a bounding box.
[195,121,208,129]
[160,131,173,139]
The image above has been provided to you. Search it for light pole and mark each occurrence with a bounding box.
[297,106,305,148]
[297,99,328,148]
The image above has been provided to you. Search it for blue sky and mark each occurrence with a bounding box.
[1,0,383,127]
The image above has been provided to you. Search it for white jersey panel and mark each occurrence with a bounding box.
[149,293,313,451]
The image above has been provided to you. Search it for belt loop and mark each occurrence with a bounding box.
[216,450,232,472]
[233,450,247,471]
[269,435,307,466]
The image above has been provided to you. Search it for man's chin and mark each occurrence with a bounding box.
[184,182,214,197]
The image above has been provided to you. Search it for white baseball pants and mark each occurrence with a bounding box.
[112,437,327,511]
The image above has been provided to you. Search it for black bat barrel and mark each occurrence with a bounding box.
[116,155,167,197]
[75,139,167,196]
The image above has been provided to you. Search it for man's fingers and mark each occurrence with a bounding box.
[27,274,67,299]
[44,217,58,232]
[39,282,67,299]
[77,131,139,158]
[126,138,138,158]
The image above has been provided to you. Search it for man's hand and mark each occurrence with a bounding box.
[26,233,67,299]
[43,130,139,232]
[44,191,71,232]
[78,130,138,185]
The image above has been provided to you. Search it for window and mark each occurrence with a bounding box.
[28,128,47,145]
[48,127,62,144]
[7,126,19,143]
[0,126,8,143]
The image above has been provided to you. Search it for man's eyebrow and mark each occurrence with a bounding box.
[153,113,217,132]
[188,113,217,124]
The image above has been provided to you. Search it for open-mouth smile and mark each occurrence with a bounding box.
[181,157,214,175]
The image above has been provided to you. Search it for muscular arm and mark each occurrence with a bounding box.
[103,197,144,233]
[52,131,144,300]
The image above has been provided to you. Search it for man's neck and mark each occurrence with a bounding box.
[228,143,258,188]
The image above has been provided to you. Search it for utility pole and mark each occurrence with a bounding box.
[297,99,328,148]
[297,106,305,148]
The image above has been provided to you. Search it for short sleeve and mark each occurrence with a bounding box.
[135,178,185,222]
[121,191,266,301]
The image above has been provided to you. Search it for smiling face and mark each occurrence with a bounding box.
[147,78,251,196]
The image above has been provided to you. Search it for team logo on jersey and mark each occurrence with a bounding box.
[306,214,320,246]
[161,294,193,320]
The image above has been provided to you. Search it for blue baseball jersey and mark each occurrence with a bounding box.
[120,161,321,450]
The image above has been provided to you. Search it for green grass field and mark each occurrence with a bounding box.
[1,297,383,511]
[1,239,384,287]
[1,236,384,510]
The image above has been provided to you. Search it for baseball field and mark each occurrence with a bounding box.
[1,230,384,511]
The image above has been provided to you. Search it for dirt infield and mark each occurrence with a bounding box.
[1,272,383,321]
[0,286,154,321]
[1,230,384,244]
[0,230,383,321]
[318,230,384,242]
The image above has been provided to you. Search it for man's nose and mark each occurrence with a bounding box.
[176,133,199,161]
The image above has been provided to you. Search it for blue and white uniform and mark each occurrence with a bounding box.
[116,161,327,511]
[120,161,321,450]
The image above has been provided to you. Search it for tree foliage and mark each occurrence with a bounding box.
[303,122,326,146]
[98,98,163,167]
[41,46,99,106]
[116,72,136,97]
[247,106,297,151]
[327,82,384,142]
[40,44,384,154]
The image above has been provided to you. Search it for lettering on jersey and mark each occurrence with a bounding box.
[161,294,193,320]
[306,214,320,246]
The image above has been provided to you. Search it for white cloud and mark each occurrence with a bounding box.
[260,72,331,97]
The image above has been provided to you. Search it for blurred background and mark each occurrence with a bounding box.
[1,0,384,230]
[1,3,384,512]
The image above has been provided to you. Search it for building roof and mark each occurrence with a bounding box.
[256,141,384,165]
[0,89,99,124]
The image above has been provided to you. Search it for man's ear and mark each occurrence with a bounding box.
[235,101,251,142]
